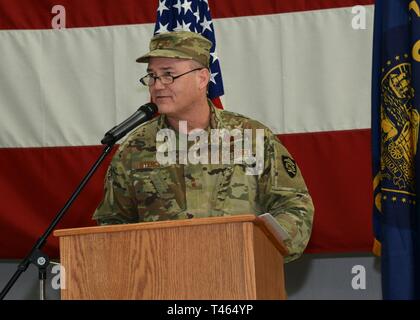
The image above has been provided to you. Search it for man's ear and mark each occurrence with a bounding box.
[198,68,210,90]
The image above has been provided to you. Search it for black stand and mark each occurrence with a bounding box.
[0,143,114,300]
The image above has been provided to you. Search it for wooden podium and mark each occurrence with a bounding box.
[54,214,288,300]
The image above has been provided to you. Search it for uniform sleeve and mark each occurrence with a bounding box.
[257,131,314,263]
[92,147,139,225]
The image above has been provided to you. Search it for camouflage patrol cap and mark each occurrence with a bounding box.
[136,31,212,68]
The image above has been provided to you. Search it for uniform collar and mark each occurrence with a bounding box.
[156,99,225,131]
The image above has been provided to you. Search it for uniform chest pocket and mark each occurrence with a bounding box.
[208,163,256,210]
[132,165,186,218]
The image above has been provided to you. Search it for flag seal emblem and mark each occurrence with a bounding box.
[380,56,419,195]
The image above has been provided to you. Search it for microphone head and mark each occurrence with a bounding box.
[139,103,158,118]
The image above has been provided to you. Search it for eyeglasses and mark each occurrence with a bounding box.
[139,68,205,86]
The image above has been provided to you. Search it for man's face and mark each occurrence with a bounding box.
[147,57,204,117]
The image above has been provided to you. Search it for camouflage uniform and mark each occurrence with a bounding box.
[93,102,314,262]
[136,31,212,68]
[93,31,314,262]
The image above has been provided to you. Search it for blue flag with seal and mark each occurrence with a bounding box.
[152,0,224,100]
[372,0,420,300]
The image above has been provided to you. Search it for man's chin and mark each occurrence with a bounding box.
[155,102,174,115]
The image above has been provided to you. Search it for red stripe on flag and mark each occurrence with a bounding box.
[0,146,117,259]
[211,97,224,109]
[0,0,374,30]
[0,129,373,258]
[210,0,375,19]
[279,129,374,254]
[0,0,157,30]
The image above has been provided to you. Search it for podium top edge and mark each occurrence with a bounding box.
[53,214,257,237]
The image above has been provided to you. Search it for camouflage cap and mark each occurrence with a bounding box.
[136,31,212,68]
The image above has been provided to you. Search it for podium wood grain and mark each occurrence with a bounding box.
[55,215,286,299]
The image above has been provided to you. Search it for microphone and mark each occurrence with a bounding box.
[101,102,158,145]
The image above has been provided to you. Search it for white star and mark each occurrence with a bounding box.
[156,22,169,34]
[181,0,193,14]
[182,20,192,31]
[173,0,182,15]
[157,0,169,16]
[210,72,218,84]
[210,51,218,63]
[193,10,201,23]
[174,20,183,31]
[200,16,213,33]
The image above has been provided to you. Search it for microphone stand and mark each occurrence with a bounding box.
[0,142,115,300]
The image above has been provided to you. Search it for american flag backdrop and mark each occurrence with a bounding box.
[0,0,375,259]
[153,0,224,99]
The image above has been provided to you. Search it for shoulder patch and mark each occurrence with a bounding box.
[282,155,297,178]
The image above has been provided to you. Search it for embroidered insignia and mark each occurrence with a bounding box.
[282,156,297,178]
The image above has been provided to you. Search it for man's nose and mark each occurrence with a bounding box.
[153,78,166,90]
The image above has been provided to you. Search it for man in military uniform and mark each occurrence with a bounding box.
[93,31,314,262]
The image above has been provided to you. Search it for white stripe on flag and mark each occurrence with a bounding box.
[216,6,374,134]
[0,6,373,148]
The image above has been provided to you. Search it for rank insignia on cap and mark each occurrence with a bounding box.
[282,156,297,178]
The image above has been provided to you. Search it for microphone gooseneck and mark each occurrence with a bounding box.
[101,102,158,145]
